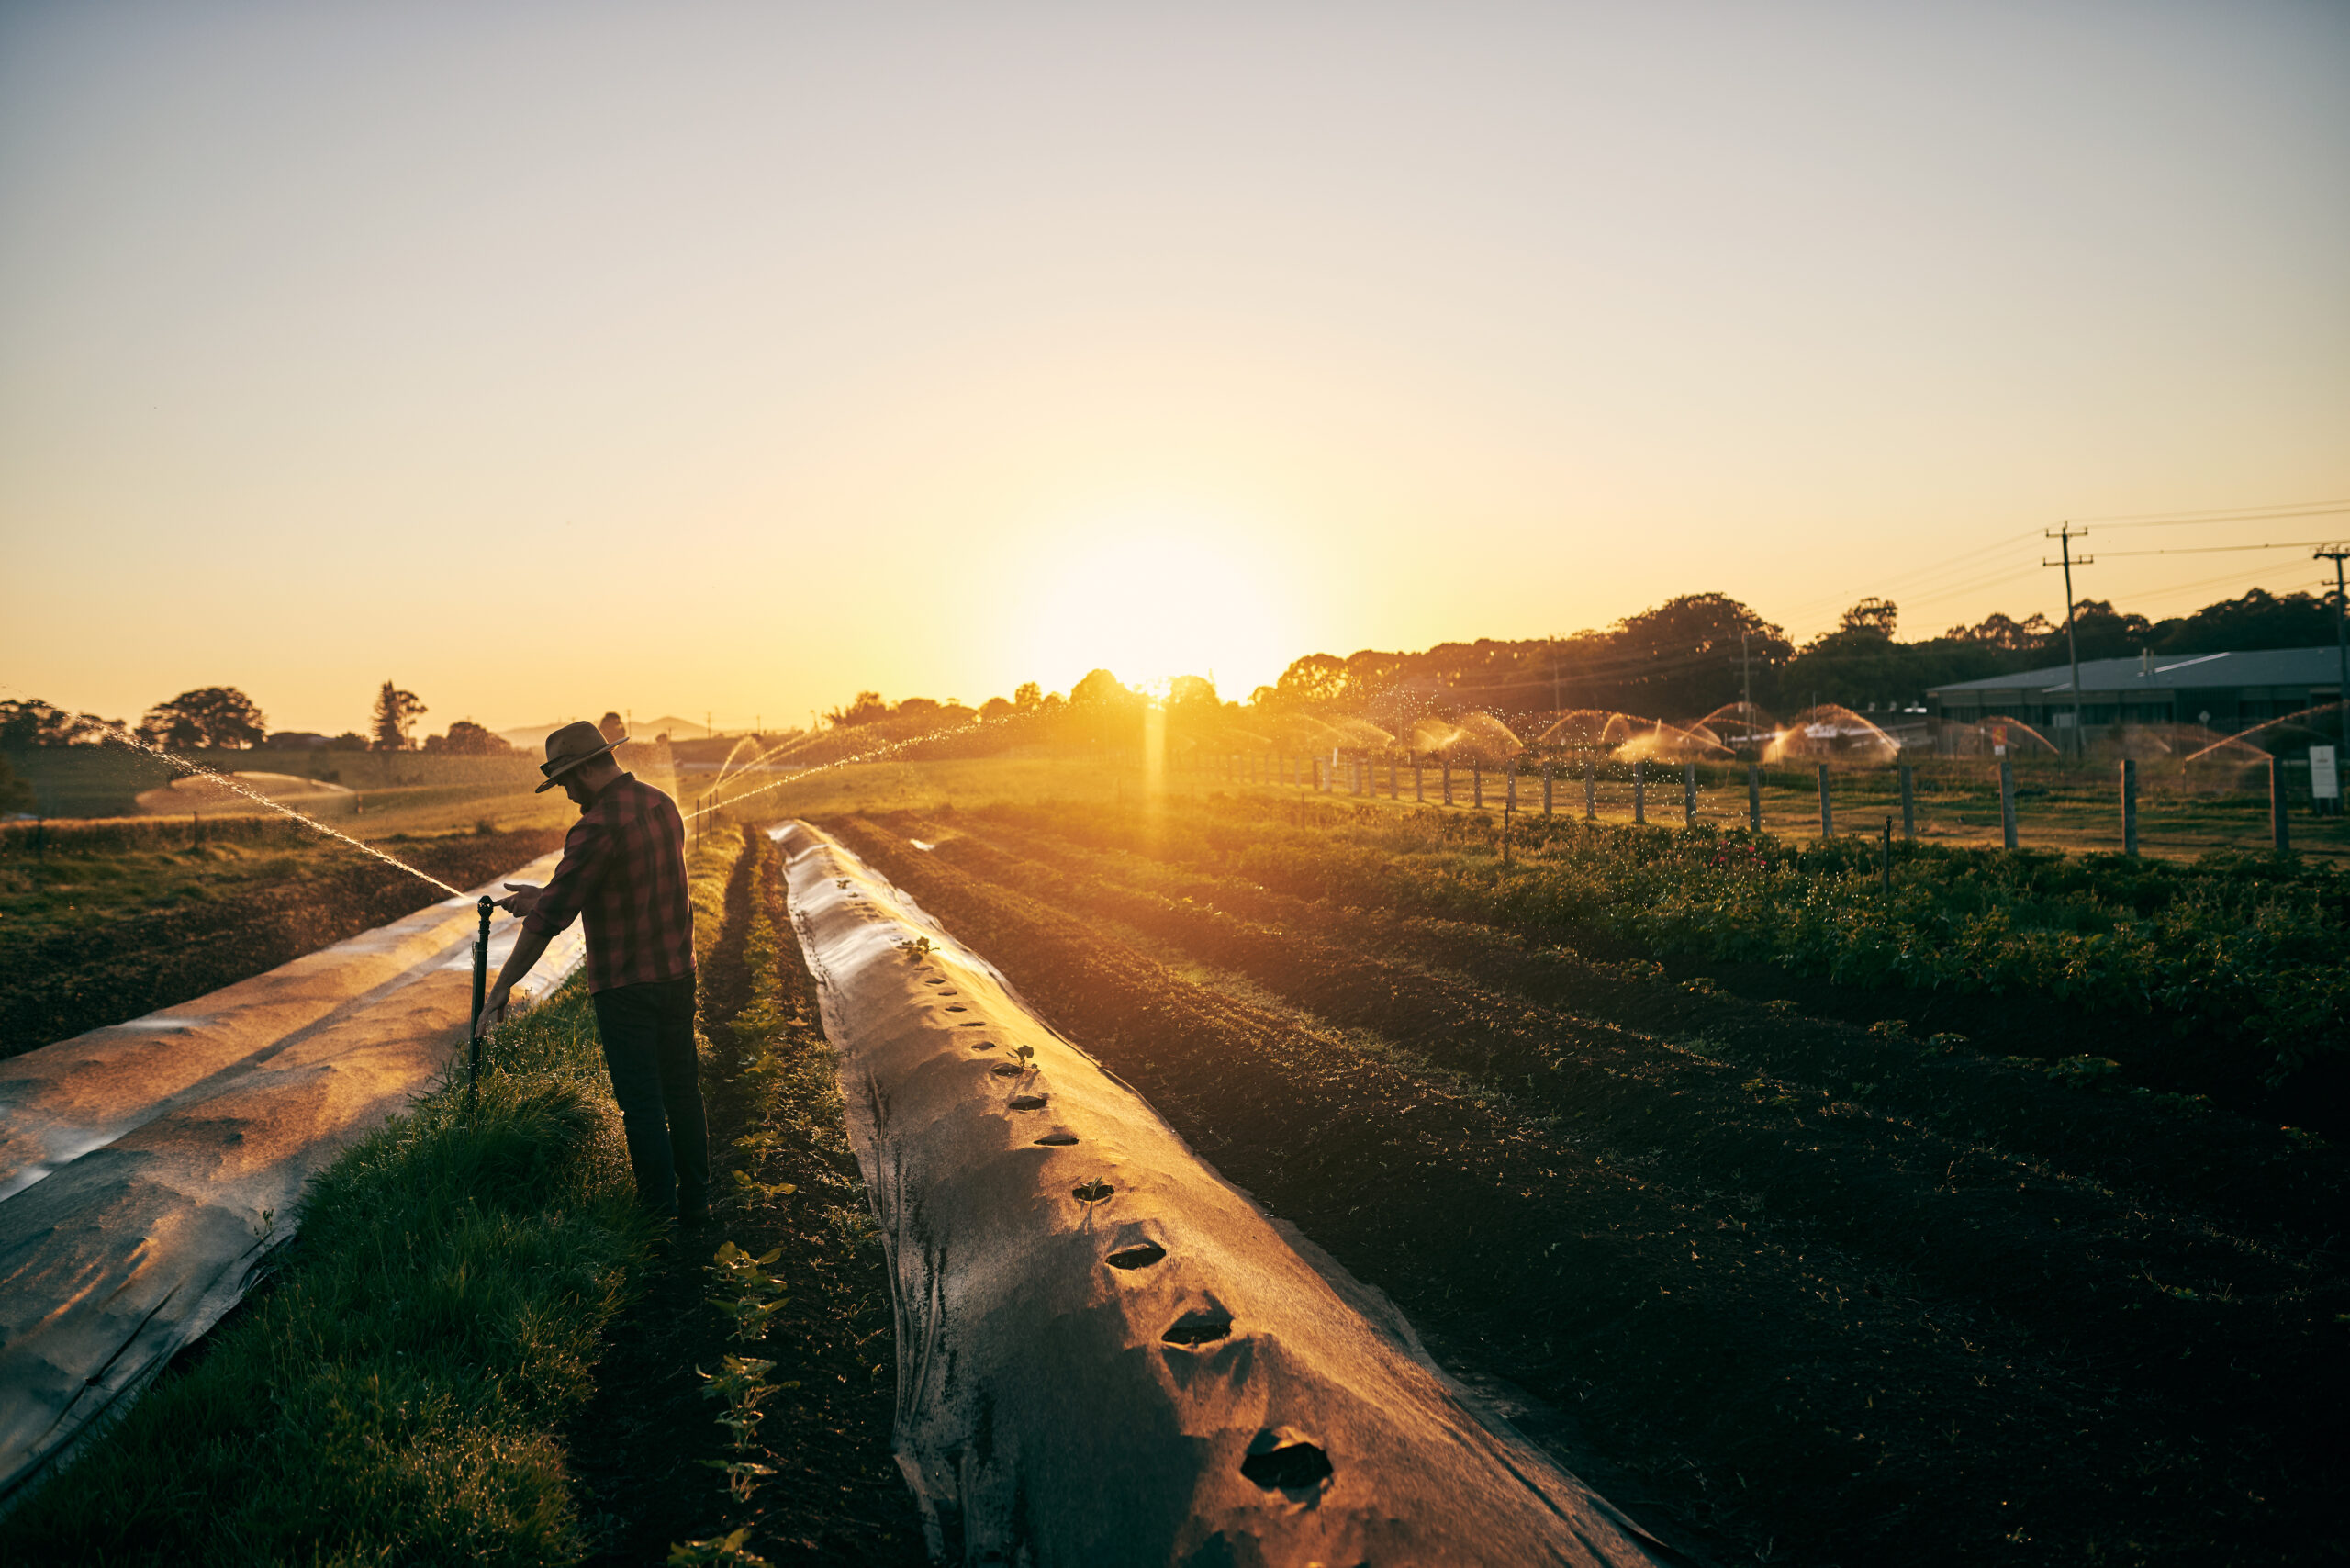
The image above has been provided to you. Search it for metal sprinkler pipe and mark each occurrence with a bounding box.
[467,895,493,1103]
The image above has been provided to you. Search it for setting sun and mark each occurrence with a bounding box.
[1016,511,1294,701]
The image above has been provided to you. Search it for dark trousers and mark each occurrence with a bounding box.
[590,974,709,1219]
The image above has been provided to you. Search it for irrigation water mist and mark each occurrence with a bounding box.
[86,724,466,898]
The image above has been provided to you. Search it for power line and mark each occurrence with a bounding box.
[2095,539,2336,557]
[2071,498,2350,524]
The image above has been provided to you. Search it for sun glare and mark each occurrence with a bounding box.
[1019,517,1292,701]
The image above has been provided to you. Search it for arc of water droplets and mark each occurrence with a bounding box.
[87,724,466,897]
[688,711,1022,819]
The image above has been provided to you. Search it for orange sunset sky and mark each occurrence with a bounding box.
[3,2,2345,736]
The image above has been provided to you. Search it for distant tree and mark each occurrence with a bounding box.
[1167,675,1221,718]
[423,719,511,755]
[327,731,369,751]
[894,697,942,719]
[1246,685,1279,708]
[2066,599,2155,662]
[1013,681,1043,710]
[1069,669,1133,709]
[1839,598,1898,640]
[140,687,266,749]
[0,754,34,814]
[1271,654,1349,706]
[979,696,1014,722]
[0,699,120,747]
[2152,588,2337,655]
[369,683,426,750]
[826,690,891,728]
[1942,611,2054,653]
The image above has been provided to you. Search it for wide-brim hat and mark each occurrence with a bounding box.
[536,720,626,791]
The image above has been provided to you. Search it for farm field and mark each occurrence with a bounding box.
[10,753,2345,1565]
[795,785,2344,1567]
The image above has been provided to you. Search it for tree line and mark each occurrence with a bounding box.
[0,680,511,755]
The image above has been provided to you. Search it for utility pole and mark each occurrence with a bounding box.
[2318,544,2349,713]
[2044,524,2093,757]
[1551,634,1561,715]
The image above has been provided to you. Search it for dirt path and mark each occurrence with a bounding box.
[561,829,924,1566]
[833,811,2344,1568]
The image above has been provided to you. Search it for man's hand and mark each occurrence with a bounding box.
[476,983,512,1033]
[493,881,544,918]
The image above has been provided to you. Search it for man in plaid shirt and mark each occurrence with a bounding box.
[480,720,708,1225]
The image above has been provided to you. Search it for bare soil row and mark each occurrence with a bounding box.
[831,809,2345,1568]
[563,827,923,1566]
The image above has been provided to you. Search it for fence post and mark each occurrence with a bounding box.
[1683,761,1696,827]
[1816,764,1831,838]
[1506,760,1517,816]
[1474,763,1484,809]
[1633,761,1647,824]
[1898,762,1915,839]
[1999,759,2018,849]
[1443,761,1453,806]
[1881,818,1893,897]
[2121,758,2138,856]
[1390,758,1399,799]
[1542,762,1554,817]
[1416,762,1425,802]
[2271,756,2291,854]
[1748,764,1761,832]
[1583,761,1596,821]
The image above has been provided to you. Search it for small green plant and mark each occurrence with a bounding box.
[1012,1043,1035,1071]
[708,1241,789,1343]
[1762,999,1799,1018]
[667,1527,773,1566]
[697,1354,786,1500]
[1866,1019,1910,1042]
[1678,976,1719,995]
[1925,1032,1969,1052]
[897,935,935,960]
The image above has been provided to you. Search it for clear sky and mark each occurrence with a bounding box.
[3,0,2344,735]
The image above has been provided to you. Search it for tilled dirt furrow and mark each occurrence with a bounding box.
[964,801,2345,1243]
[927,821,2332,1370]
[830,814,2313,1568]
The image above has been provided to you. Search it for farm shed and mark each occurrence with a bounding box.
[1926,644,2344,745]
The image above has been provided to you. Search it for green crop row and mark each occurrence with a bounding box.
[1063,795,2350,1087]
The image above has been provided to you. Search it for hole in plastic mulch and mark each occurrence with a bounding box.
[959,1022,987,1028]
[1161,1308,1232,1348]
[1007,1094,1047,1111]
[1240,1432,1334,1493]
[969,1039,995,1050]
[990,1063,1023,1078]
[1072,1179,1113,1204]
[1106,1242,1166,1270]
[945,1005,968,1013]
[1034,1133,1079,1147]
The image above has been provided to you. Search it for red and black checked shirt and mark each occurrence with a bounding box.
[522,773,694,992]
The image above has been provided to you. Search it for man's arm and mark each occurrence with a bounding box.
[479,924,554,1029]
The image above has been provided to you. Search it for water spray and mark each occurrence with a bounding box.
[82,722,464,897]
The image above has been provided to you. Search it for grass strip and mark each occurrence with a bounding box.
[2,823,755,1565]
[0,985,654,1565]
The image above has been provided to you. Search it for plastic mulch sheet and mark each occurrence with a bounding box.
[776,821,1672,1567]
[0,853,584,1506]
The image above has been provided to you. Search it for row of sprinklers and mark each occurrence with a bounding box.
[1196,697,2348,777]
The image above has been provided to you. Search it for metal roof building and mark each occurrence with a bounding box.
[1926,645,2344,742]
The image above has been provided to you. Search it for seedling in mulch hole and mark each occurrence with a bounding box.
[1678,977,1719,996]
[667,1527,772,1566]
[898,935,935,961]
[1013,1044,1035,1071]
[697,1353,792,1500]
[2045,1055,2122,1090]
[1925,1032,1968,1053]
[1866,1019,1911,1042]
[1762,999,1799,1017]
[709,1241,789,1343]
[1073,1178,1114,1204]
